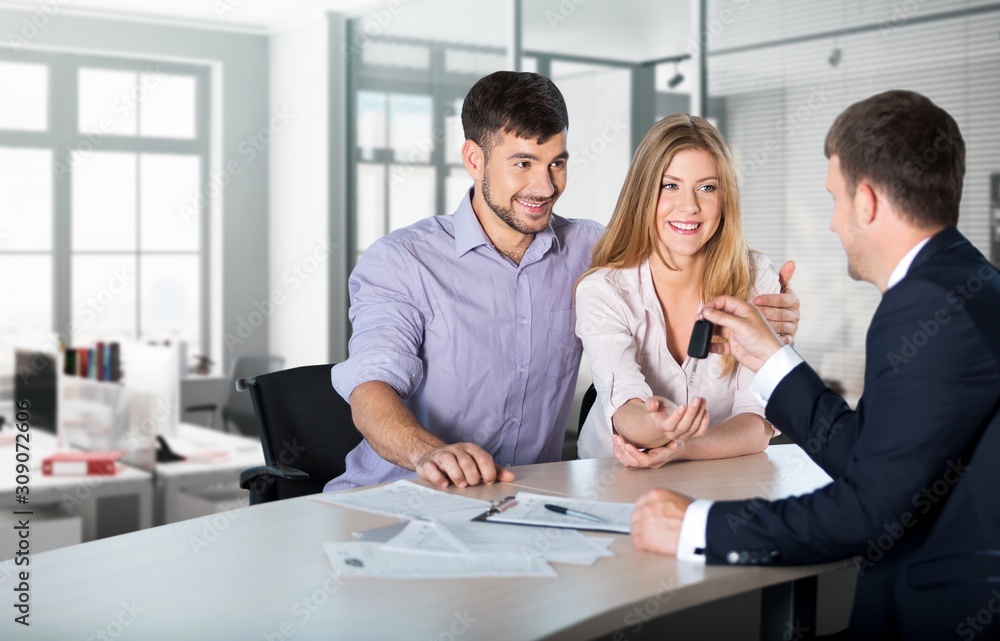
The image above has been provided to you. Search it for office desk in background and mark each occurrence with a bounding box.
[155,423,264,524]
[0,428,153,545]
[0,445,852,641]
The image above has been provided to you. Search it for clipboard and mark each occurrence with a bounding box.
[472,493,633,534]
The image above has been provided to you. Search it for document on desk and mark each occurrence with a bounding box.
[312,480,491,522]
[483,492,635,534]
[383,520,615,566]
[323,541,557,578]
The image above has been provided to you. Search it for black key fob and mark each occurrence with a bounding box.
[687,319,714,359]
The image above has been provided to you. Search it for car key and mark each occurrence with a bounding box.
[686,318,714,387]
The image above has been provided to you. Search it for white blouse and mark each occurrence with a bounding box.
[575,252,780,459]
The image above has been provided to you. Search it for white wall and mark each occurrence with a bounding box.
[268,16,331,368]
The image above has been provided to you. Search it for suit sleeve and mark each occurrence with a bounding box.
[704,278,1000,565]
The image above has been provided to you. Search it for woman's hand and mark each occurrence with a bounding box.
[613,433,686,469]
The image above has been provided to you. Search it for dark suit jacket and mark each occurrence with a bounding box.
[705,227,1000,640]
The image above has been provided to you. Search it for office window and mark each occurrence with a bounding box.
[346,2,511,269]
[706,0,1000,399]
[0,50,210,365]
[0,62,48,131]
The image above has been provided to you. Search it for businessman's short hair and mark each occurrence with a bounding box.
[462,71,568,158]
[825,89,965,229]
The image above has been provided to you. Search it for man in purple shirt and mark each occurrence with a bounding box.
[326,72,800,491]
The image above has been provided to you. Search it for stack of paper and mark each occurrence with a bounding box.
[324,520,614,578]
[316,481,625,579]
[312,479,492,521]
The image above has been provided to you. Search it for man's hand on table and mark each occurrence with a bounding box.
[631,488,695,556]
[414,442,515,489]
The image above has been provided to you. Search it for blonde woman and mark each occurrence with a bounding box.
[575,114,795,467]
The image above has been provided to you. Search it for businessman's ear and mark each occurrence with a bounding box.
[853,181,878,227]
[462,139,485,183]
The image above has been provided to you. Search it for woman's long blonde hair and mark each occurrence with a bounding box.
[583,114,754,376]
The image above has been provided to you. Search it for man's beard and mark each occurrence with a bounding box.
[481,171,556,235]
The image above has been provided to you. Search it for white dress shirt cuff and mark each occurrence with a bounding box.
[676,499,713,563]
[748,345,804,405]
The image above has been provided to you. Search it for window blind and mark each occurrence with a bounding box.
[707,0,1000,399]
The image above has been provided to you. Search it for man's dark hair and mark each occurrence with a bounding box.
[462,71,568,158]
[824,89,965,229]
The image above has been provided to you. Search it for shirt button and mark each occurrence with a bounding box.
[520,317,527,325]
[512,417,519,424]
[519,367,525,374]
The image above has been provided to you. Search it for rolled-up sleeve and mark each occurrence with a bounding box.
[332,239,427,402]
[575,274,652,432]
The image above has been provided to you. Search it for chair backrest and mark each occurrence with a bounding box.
[243,364,362,500]
[579,383,597,432]
[223,354,285,436]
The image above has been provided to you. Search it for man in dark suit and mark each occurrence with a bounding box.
[629,89,1000,640]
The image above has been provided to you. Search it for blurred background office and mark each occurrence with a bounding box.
[1,0,998,540]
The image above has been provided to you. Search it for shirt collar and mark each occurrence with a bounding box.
[453,187,559,260]
[454,189,491,257]
[886,237,932,290]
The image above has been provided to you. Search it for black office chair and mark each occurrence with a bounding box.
[238,364,363,504]
[579,383,597,433]
[186,354,285,436]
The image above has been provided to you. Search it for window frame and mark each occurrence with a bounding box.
[0,48,211,359]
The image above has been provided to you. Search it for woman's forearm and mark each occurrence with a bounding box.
[611,399,674,449]
[674,413,773,461]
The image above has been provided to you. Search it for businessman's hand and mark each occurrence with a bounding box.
[631,488,695,556]
[753,260,800,344]
[613,434,685,470]
[415,442,515,489]
[702,296,784,373]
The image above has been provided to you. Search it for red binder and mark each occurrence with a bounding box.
[42,451,124,476]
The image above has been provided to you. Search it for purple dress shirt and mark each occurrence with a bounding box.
[324,192,603,490]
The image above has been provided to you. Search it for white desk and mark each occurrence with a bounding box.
[0,430,153,542]
[154,423,263,524]
[0,445,848,640]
